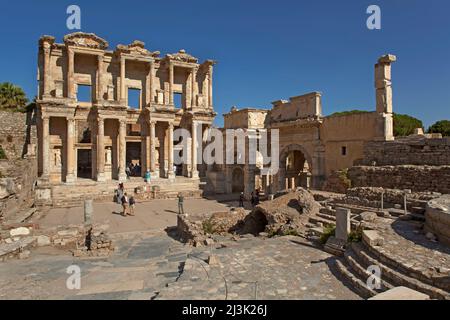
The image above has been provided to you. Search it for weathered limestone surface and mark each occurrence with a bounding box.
[348,166,450,194]
[425,195,450,246]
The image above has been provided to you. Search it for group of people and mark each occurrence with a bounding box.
[125,162,142,178]
[238,189,261,208]
[115,183,136,217]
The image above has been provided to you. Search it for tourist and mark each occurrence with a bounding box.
[116,183,124,204]
[121,192,129,217]
[144,169,151,184]
[239,192,245,207]
[177,192,184,215]
[255,190,260,206]
[128,195,136,216]
[125,164,131,179]
[250,191,255,207]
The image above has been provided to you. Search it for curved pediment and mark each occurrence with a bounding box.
[64,32,109,50]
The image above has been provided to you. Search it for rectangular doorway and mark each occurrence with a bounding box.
[126,142,142,177]
[77,149,92,179]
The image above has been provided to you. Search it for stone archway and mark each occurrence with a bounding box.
[231,167,245,193]
[279,144,313,190]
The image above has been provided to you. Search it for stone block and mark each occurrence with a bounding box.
[335,207,351,241]
[369,286,429,300]
[10,227,30,237]
[362,230,384,247]
[36,235,51,247]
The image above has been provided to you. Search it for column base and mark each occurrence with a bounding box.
[118,173,127,182]
[65,173,76,184]
[167,171,175,180]
[190,170,199,179]
[96,172,107,182]
[150,170,159,179]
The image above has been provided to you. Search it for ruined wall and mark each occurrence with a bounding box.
[357,135,450,166]
[348,165,450,194]
[0,110,38,219]
[321,112,384,176]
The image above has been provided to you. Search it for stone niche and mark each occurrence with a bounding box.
[425,195,450,246]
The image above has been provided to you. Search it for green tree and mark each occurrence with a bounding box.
[393,113,423,137]
[0,82,28,111]
[428,120,450,137]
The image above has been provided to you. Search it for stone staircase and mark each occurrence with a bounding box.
[51,177,202,208]
[335,240,450,300]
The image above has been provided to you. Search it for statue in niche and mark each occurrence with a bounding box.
[53,148,61,168]
[155,148,160,168]
[105,147,112,165]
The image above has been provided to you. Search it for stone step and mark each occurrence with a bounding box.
[334,258,377,299]
[344,248,393,292]
[411,206,426,215]
[352,242,450,300]
[308,216,335,227]
[316,213,336,222]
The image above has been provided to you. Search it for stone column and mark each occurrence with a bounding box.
[67,48,75,99]
[96,118,106,182]
[150,121,157,174]
[120,56,126,103]
[42,116,50,179]
[375,54,396,114]
[42,45,52,98]
[96,54,104,102]
[191,67,198,108]
[148,62,154,104]
[291,177,295,190]
[208,65,213,108]
[167,122,175,179]
[191,121,199,178]
[169,62,174,105]
[66,118,76,183]
[118,120,127,181]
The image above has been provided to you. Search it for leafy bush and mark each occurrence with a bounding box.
[202,219,215,234]
[348,226,364,243]
[393,113,423,136]
[319,225,336,244]
[428,120,450,137]
[329,110,370,117]
[0,146,7,160]
[337,168,351,189]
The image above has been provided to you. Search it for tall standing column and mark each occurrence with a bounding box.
[191,67,198,108]
[191,121,199,178]
[150,121,156,174]
[147,62,154,105]
[96,118,106,182]
[42,116,50,179]
[208,65,213,108]
[96,54,104,102]
[118,120,127,181]
[120,56,126,104]
[42,45,52,98]
[66,118,76,183]
[169,62,174,105]
[167,122,175,179]
[67,48,75,99]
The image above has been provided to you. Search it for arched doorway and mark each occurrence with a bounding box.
[279,145,312,190]
[231,167,245,193]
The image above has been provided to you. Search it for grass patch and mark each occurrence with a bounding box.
[0,146,7,160]
[319,225,336,244]
[202,219,215,235]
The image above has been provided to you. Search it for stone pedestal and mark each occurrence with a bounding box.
[335,207,351,241]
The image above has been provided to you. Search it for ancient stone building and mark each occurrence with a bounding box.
[36,32,216,186]
[215,54,396,195]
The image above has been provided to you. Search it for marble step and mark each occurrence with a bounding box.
[352,242,450,300]
[334,258,377,299]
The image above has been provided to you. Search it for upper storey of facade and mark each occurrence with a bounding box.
[37,32,216,116]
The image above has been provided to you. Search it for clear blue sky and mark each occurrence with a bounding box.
[0,0,449,128]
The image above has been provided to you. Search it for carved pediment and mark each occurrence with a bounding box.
[64,32,108,50]
[116,40,160,57]
[167,49,198,63]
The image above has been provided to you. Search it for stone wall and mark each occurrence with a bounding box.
[348,165,450,194]
[425,195,450,246]
[0,110,38,220]
[357,135,450,166]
